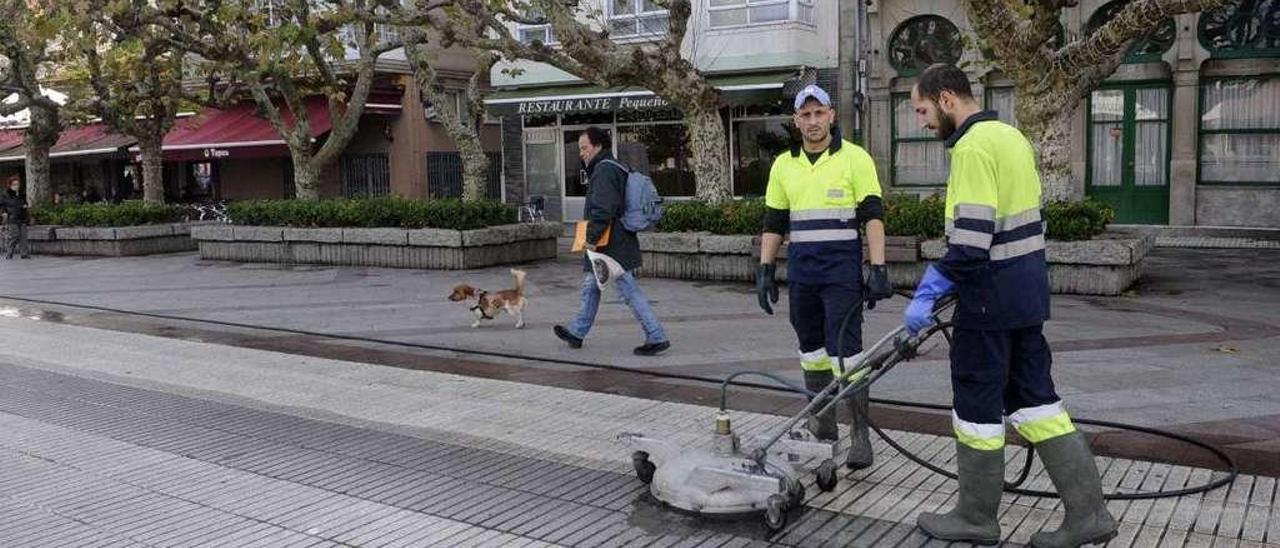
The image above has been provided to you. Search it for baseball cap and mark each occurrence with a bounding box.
[794,85,832,110]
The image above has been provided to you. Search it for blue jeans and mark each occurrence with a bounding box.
[567,272,667,344]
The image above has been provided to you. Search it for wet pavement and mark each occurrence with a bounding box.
[0,304,1273,547]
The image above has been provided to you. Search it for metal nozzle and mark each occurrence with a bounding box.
[715,412,732,435]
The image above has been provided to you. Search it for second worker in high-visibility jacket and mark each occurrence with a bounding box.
[905,64,1118,548]
[757,85,894,470]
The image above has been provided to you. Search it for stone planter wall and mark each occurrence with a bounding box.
[640,231,1154,295]
[28,223,203,256]
[638,232,921,285]
[191,222,562,269]
[919,232,1154,296]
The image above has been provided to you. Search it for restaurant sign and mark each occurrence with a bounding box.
[500,94,671,115]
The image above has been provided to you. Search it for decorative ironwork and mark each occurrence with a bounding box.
[888,15,964,76]
[1086,0,1176,62]
[1198,0,1280,58]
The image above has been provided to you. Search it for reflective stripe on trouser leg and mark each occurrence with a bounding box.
[952,411,1005,451]
[1009,401,1076,443]
[800,348,835,372]
[802,353,839,441]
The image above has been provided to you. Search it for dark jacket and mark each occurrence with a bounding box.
[1,190,28,225]
[583,151,642,272]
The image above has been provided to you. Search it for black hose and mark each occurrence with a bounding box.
[719,371,813,411]
[832,293,1237,500]
[0,294,1237,500]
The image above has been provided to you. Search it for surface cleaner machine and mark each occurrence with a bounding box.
[618,300,956,532]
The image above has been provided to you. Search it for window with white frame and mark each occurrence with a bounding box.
[517,9,555,45]
[708,0,815,28]
[608,0,669,37]
[518,24,554,44]
[426,90,464,122]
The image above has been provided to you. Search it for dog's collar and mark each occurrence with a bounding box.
[470,290,494,319]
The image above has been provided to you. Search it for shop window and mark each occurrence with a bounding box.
[1085,0,1175,63]
[1199,76,1280,184]
[187,162,216,201]
[616,123,696,197]
[426,152,503,199]
[732,117,793,197]
[523,114,558,128]
[891,93,949,186]
[341,153,391,197]
[1198,0,1280,58]
[887,15,963,76]
[708,0,815,28]
[608,0,669,38]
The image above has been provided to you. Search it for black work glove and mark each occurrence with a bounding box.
[864,264,892,310]
[756,263,779,315]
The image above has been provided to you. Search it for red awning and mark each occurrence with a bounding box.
[0,122,134,163]
[0,129,23,155]
[156,96,336,161]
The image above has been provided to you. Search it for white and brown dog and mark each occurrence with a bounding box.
[448,269,527,329]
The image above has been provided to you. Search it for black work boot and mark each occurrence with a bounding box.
[917,443,1004,545]
[1029,432,1118,547]
[803,370,838,441]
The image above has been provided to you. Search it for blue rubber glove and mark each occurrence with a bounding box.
[904,265,955,335]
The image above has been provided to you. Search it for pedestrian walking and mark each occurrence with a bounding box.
[554,127,670,356]
[1,176,31,259]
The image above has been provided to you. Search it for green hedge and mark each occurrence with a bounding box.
[227,197,517,231]
[653,195,1113,241]
[31,201,185,227]
[655,199,767,235]
[884,193,946,239]
[1044,199,1115,241]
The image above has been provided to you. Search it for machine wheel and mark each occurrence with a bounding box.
[632,451,656,484]
[785,478,806,509]
[815,460,839,492]
[764,494,788,532]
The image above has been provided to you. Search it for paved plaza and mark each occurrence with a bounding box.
[0,244,1275,546]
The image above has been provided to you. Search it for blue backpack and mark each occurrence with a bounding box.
[600,159,664,232]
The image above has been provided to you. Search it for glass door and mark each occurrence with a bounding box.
[523,127,561,222]
[1087,85,1171,224]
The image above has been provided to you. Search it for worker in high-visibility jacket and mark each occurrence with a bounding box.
[757,85,894,470]
[905,64,1117,548]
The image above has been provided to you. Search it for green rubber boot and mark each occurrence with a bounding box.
[917,443,1004,545]
[1030,432,1118,548]
[803,370,838,441]
[844,389,873,470]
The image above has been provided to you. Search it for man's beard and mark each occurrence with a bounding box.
[933,104,957,141]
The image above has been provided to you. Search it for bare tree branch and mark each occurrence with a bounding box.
[1055,0,1228,74]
